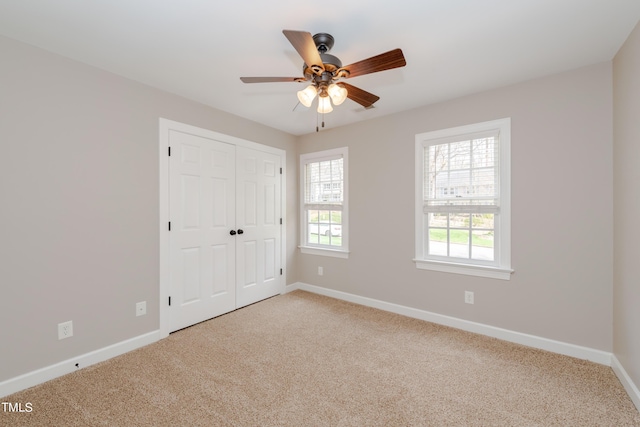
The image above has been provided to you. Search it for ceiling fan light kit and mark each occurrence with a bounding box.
[297,82,347,109]
[240,29,406,130]
[297,85,317,107]
[317,95,333,114]
[328,83,348,105]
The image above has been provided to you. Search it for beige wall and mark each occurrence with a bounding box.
[298,62,614,352]
[613,21,640,391]
[0,35,298,381]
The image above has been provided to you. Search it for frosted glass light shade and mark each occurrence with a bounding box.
[297,85,317,107]
[328,83,348,105]
[317,96,333,113]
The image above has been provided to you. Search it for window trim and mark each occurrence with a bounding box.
[299,147,349,258]
[414,118,512,280]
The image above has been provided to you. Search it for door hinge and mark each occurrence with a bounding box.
[280,167,282,174]
[168,221,171,231]
[168,296,171,306]
[280,218,282,225]
[280,268,283,275]
[168,146,171,156]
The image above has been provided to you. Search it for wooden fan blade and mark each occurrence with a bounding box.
[339,48,406,78]
[240,77,304,83]
[340,82,380,108]
[282,30,325,74]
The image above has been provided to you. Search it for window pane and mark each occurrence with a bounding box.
[449,230,469,259]
[471,230,494,261]
[472,214,494,230]
[319,161,331,182]
[449,141,471,170]
[330,210,342,226]
[472,137,496,168]
[308,210,319,223]
[427,144,448,199]
[449,213,469,228]
[428,228,447,256]
[306,158,344,204]
[449,170,471,195]
[428,213,447,228]
[326,210,342,247]
[472,168,495,197]
[425,136,498,204]
[471,213,494,261]
[309,163,319,180]
[332,159,344,181]
[307,210,320,244]
[307,210,342,247]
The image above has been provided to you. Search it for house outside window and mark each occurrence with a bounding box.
[415,118,512,279]
[300,147,349,258]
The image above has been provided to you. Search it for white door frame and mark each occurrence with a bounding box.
[159,118,286,338]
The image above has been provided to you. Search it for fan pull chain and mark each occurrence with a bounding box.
[315,100,327,132]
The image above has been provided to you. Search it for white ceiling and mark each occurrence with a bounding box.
[1,1,639,136]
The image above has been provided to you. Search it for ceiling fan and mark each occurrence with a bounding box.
[240,30,406,117]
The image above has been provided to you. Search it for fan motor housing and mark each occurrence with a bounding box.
[302,33,343,80]
[303,53,342,76]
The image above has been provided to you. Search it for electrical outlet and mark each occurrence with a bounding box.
[465,291,474,304]
[318,266,323,276]
[58,321,73,340]
[136,301,147,317]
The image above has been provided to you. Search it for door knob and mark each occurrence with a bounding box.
[229,230,236,236]
[237,229,244,235]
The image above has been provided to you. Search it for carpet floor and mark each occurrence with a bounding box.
[2,290,639,426]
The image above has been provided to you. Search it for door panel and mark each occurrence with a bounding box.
[211,244,229,295]
[243,181,257,227]
[242,240,257,287]
[211,178,227,227]
[181,247,201,303]
[235,146,282,308]
[169,130,236,332]
[264,238,276,280]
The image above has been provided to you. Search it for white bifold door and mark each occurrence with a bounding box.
[168,129,282,333]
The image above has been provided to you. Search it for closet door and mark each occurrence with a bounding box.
[235,146,282,308]
[169,130,236,332]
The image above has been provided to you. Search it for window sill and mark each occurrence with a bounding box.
[414,258,513,280]
[300,246,350,259]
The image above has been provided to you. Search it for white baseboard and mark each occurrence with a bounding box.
[0,330,161,398]
[286,282,612,365]
[612,355,640,412]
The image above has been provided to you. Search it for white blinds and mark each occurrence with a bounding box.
[304,155,344,210]
[423,131,500,214]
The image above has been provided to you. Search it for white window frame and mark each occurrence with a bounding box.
[414,118,512,280]
[300,147,349,258]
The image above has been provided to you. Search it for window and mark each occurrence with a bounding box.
[300,147,349,258]
[415,118,512,279]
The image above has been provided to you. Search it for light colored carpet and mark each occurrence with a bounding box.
[2,290,639,426]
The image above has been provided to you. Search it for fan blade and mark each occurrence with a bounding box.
[339,48,406,78]
[240,77,304,83]
[340,82,380,108]
[282,30,325,74]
